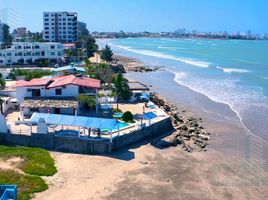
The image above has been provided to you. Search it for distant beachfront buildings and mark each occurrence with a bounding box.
[43,12,78,43]
[0,42,64,66]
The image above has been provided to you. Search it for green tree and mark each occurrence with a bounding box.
[0,75,6,88]
[0,98,3,114]
[77,95,96,111]
[75,35,98,58]
[1,24,12,49]
[112,73,132,109]
[100,44,113,62]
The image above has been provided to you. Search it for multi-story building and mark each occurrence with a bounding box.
[43,12,78,43]
[0,42,64,65]
[16,27,27,37]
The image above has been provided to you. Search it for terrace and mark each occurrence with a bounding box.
[5,102,168,141]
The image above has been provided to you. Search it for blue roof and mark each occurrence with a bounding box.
[143,112,157,120]
[52,65,86,73]
[29,113,117,130]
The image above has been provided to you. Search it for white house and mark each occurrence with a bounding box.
[0,42,64,66]
[16,75,100,116]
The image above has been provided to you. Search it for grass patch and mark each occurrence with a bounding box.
[0,145,57,176]
[0,145,57,200]
[0,170,47,200]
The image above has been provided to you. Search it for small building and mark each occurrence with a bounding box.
[51,64,86,76]
[128,81,150,102]
[16,75,100,116]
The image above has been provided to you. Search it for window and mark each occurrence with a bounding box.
[55,89,62,95]
[51,45,55,49]
[32,89,41,97]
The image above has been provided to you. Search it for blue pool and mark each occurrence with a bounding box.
[113,122,130,131]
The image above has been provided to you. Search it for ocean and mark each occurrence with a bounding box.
[98,38,268,140]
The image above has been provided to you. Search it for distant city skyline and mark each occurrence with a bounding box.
[0,0,268,34]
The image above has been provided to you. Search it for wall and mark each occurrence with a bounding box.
[0,117,174,154]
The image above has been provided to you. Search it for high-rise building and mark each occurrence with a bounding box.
[43,12,78,43]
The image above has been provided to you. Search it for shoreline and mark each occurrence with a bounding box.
[115,54,268,153]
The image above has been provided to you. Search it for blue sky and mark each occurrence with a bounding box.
[0,0,268,34]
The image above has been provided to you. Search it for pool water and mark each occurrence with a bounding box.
[112,122,130,131]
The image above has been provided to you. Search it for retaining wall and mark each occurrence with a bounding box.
[0,117,174,154]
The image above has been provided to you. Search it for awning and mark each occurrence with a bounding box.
[29,112,117,130]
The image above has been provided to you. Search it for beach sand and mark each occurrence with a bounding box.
[34,71,268,200]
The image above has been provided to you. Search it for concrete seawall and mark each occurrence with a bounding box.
[0,117,174,154]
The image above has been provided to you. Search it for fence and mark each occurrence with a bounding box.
[0,117,174,154]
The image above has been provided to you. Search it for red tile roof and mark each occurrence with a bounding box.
[16,75,100,89]
[47,75,100,89]
[16,78,51,87]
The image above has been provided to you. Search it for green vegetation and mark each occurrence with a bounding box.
[122,111,133,122]
[75,35,98,58]
[100,44,113,62]
[0,145,57,176]
[85,61,114,83]
[1,23,12,49]
[8,69,52,81]
[0,98,4,114]
[0,171,47,200]
[0,145,57,200]
[112,73,132,109]
[77,95,96,111]
[0,73,6,88]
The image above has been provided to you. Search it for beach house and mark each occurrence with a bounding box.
[16,75,100,116]
[128,81,150,102]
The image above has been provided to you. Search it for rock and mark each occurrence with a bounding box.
[180,131,191,139]
[178,125,188,131]
[199,134,210,140]
[153,140,171,148]
[165,134,182,147]
[139,161,149,165]
[164,178,171,182]
[188,127,196,133]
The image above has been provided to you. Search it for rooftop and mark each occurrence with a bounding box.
[21,99,79,109]
[16,75,100,89]
[128,81,149,91]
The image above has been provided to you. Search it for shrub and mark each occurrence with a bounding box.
[122,111,133,122]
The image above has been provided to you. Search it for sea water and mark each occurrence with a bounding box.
[98,38,268,140]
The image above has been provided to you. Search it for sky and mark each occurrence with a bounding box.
[0,0,268,34]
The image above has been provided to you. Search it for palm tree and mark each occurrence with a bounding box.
[112,73,132,109]
[77,95,96,111]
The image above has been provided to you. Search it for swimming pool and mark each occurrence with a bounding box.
[113,121,130,131]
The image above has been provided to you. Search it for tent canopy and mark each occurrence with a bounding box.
[30,113,117,130]
[143,112,157,120]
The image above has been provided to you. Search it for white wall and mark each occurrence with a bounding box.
[45,85,79,97]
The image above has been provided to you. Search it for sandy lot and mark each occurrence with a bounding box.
[34,138,268,200]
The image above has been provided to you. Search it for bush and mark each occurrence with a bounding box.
[122,111,133,122]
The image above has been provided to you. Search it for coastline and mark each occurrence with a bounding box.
[115,54,268,156]
[33,54,268,200]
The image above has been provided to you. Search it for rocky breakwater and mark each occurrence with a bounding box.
[150,93,211,152]
[113,55,161,72]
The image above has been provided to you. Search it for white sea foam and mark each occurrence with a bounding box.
[158,46,187,50]
[216,66,250,73]
[112,44,211,68]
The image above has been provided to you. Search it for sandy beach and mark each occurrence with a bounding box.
[32,56,268,200]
